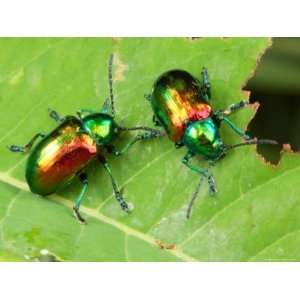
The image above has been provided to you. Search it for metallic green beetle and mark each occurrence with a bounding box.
[145,69,277,218]
[8,55,162,224]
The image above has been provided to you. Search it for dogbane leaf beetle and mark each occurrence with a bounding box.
[145,68,277,218]
[8,54,163,224]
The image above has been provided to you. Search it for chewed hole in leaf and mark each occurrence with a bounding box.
[245,37,300,165]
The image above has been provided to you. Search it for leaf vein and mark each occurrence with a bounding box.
[0,171,196,262]
[248,228,300,261]
[180,163,300,248]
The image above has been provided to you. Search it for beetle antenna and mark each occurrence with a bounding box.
[186,164,215,219]
[108,54,115,117]
[225,139,278,151]
[186,173,206,219]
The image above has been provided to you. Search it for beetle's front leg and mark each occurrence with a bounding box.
[114,127,164,156]
[182,151,217,193]
[222,100,249,116]
[99,156,130,212]
[182,151,208,175]
[8,133,46,153]
[214,101,251,140]
[182,152,217,219]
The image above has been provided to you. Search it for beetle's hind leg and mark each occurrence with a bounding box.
[200,67,211,101]
[99,156,130,212]
[8,133,45,153]
[73,172,89,224]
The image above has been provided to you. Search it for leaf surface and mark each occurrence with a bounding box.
[1,38,292,261]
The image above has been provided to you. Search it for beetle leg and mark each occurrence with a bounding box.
[182,152,217,218]
[182,151,209,176]
[175,142,184,149]
[73,172,89,224]
[200,67,211,101]
[190,139,277,219]
[214,103,251,140]
[113,129,164,156]
[77,108,98,119]
[8,133,46,153]
[48,108,64,123]
[222,100,249,116]
[222,117,251,140]
[99,156,130,212]
[182,151,217,192]
[152,115,162,127]
[119,126,162,132]
[105,144,116,154]
[144,94,151,101]
[105,144,122,156]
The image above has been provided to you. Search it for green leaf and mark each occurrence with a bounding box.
[0,37,292,262]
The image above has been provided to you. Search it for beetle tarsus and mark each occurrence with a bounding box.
[114,128,164,155]
[116,193,130,213]
[243,133,252,140]
[120,201,130,213]
[144,94,151,101]
[48,108,63,123]
[208,175,217,194]
[73,206,86,225]
[8,145,25,153]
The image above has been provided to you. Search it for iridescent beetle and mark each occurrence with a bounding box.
[144,69,277,218]
[8,55,162,224]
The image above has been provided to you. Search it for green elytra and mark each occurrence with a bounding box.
[146,69,277,218]
[9,54,163,224]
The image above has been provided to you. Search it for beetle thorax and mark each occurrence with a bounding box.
[182,118,223,160]
[82,113,119,145]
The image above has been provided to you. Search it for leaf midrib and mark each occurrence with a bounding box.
[0,171,196,262]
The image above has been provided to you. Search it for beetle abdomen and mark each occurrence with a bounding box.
[150,70,212,143]
[26,117,97,195]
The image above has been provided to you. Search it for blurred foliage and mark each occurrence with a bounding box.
[246,38,300,164]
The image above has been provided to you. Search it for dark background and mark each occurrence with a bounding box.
[245,37,300,164]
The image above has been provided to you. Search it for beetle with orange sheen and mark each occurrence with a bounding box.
[9,55,163,224]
